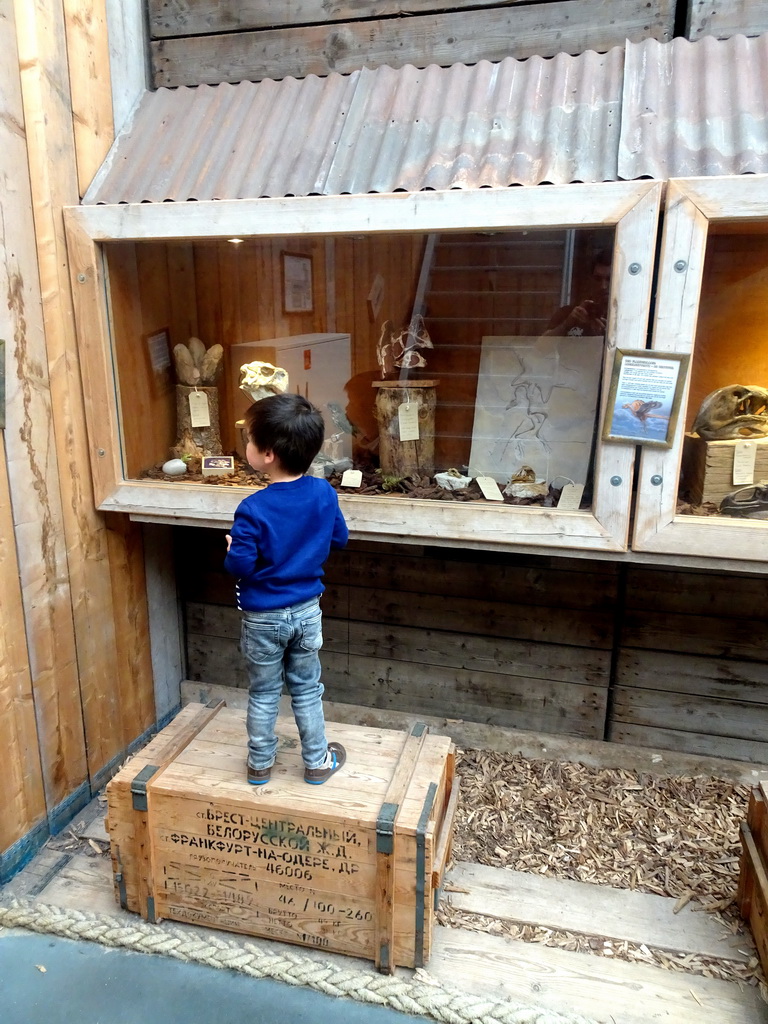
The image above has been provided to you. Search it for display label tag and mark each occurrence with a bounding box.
[557,483,585,510]
[733,441,757,485]
[202,456,235,477]
[189,390,211,427]
[341,469,363,488]
[475,476,504,501]
[398,401,420,442]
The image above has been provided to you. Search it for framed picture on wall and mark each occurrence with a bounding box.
[282,252,313,313]
[144,327,173,395]
[602,349,689,448]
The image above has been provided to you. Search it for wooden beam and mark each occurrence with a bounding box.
[638,175,768,561]
[687,0,768,39]
[63,216,125,506]
[593,182,661,549]
[149,0,556,37]
[143,524,184,722]
[62,0,115,195]
[14,0,155,783]
[4,0,87,812]
[105,0,148,134]
[632,180,710,554]
[69,181,664,242]
[150,0,675,87]
[0,431,47,854]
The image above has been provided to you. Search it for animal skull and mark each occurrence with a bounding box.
[692,385,768,440]
[239,361,289,403]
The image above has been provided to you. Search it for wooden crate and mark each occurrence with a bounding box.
[738,782,768,979]
[682,433,768,505]
[106,702,458,972]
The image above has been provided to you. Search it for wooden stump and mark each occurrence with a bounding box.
[373,380,438,478]
[174,385,222,458]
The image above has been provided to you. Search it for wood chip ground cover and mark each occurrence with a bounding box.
[443,748,767,1000]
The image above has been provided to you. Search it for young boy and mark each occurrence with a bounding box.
[224,393,349,786]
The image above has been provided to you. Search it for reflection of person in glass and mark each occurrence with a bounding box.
[542,249,612,337]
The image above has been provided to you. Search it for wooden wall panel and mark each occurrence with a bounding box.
[103,513,157,770]
[62,0,114,194]
[149,0,550,36]
[685,233,768,431]
[181,533,613,741]
[609,566,768,762]
[335,234,425,451]
[164,235,425,454]
[621,568,768,662]
[193,237,327,452]
[4,0,87,817]
[149,0,676,87]
[13,0,155,792]
[0,431,46,858]
[181,529,768,763]
[107,243,177,477]
[687,0,768,39]
[106,232,423,469]
[167,243,199,343]
[104,0,148,135]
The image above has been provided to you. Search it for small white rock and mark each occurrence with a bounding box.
[162,458,188,476]
[435,471,472,491]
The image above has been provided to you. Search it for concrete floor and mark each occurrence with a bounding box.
[0,928,426,1024]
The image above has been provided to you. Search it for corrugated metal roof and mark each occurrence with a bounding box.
[84,34,768,206]
[619,35,768,179]
[84,49,624,203]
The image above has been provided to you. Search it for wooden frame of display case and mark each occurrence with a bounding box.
[633,175,768,564]
[64,182,661,553]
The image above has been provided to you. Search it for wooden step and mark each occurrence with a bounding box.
[429,926,768,1024]
[444,861,751,962]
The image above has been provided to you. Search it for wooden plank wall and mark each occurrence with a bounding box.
[147,0,676,88]
[687,0,768,38]
[2,0,85,864]
[182,529,768,763]
[108,235,424,472]
[610,570,768,763]
[0,0,156,880]
[684,233,768,431]
[181,531,616,741]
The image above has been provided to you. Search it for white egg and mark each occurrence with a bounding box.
[162,458,188,476]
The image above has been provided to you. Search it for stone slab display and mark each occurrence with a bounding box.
[469,335,604,489]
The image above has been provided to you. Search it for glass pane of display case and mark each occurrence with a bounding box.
[679,225,768,517]
[65,183,660,550]
[633,176,768,565]
[104,228,616,513]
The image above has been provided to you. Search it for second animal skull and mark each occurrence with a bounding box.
[692,385,768,440]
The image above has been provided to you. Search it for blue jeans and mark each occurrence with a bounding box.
[240,597,328,770]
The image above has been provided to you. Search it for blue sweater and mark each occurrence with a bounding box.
[224,476,348,611]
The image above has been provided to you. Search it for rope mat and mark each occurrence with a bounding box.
[0,897,597,1024]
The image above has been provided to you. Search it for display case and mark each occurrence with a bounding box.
[633,175,768,565]
[64,183,661,553]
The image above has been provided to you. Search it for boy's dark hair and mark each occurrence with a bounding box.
[244,393,325,475]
